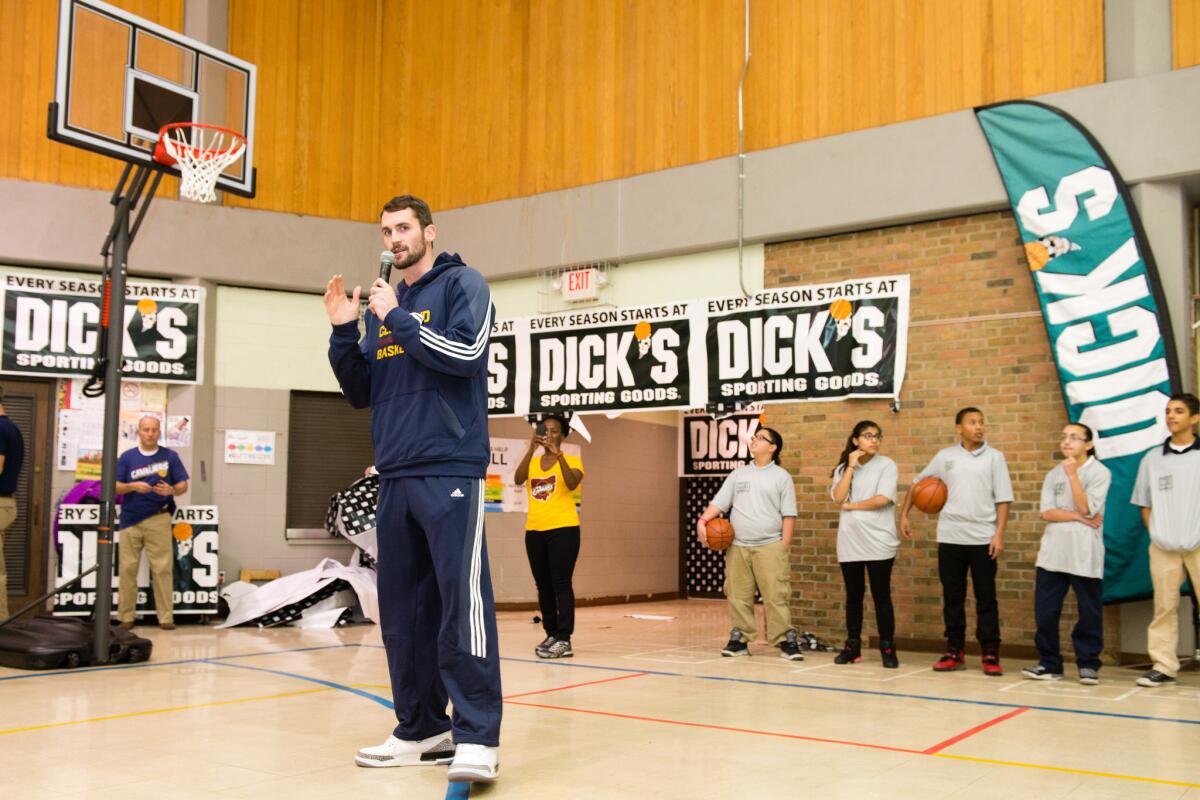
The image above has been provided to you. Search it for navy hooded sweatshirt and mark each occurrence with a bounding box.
[328,252,493,479]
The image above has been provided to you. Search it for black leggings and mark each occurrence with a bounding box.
[839,558,896,642]
[525,526,581,640]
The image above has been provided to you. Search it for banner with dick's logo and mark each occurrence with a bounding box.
[525,302,698,414]
[976,100,1181,604]
[706,277,909,405]
[53,505,220,616]
[0,273,205,383]
[679,405,763,477]
[486,278,910,418]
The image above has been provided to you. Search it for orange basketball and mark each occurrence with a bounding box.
[705,518,734,550]
[912,477,948,514]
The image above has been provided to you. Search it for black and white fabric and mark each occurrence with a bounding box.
[326,475,379,567]
[682,477,726,598]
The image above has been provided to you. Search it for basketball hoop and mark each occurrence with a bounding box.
[154,122,247,203]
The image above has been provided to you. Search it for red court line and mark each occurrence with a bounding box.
[923,707,1031,754]
[505,699,923,755]
[503,671,649,700]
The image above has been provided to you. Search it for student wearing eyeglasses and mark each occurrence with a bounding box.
[1021,422,1110,685]
[829,420,901,668]
[696,427,803,661]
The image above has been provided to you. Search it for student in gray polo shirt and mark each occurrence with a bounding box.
[1131,392,1200,688]
[697,427,803,661]
[830,420,901,668]
[1022,422,1111,685]
[900,407,1013,676]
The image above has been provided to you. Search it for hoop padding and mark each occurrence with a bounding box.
[156,123,247,204]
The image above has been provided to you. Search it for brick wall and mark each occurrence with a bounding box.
[765,211,1122,660]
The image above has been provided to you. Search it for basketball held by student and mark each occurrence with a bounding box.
[912,476,948,513]
[705,518,735,550]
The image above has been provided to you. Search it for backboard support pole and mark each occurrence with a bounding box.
[90,165,160,663]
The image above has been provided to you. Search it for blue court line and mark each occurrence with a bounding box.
[0,643,364,682]
[495,655,1200,727]
[204,660,394,709]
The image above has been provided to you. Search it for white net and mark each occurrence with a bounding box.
[161,127,247,203]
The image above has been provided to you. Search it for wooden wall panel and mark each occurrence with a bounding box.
[1177,0,1200,69]
[0,0,183,197]
[5,1,1108,221]
[748,0,1103,150]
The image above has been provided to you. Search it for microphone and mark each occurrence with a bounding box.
[379,250,396,283]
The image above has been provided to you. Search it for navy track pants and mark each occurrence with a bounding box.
[376,476,502,746]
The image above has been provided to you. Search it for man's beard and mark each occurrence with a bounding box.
[394,238,426,270]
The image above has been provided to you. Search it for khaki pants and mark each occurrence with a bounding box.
[0,497,16,620]
[1147,542,1200,677]
[724,539,793,645]
[118,512,174,624]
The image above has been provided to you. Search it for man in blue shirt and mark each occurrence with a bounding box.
[115,415,189,630]
[0,386,25,621]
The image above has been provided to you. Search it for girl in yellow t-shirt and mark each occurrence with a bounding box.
[514,414,584,659]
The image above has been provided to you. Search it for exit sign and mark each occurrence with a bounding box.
[561,267,600,301]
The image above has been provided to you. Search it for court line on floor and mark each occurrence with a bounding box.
[504,698,1200,789]
[504,698,922,755]
[0,643,364,682]
[0,686,334,735]
[204,660,395,708]
[496,655,1200,726]
[930,752,1200,789]
[502,671,649,700]
[922,707,1030,754]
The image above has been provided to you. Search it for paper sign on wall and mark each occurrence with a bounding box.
[224,429,276,465]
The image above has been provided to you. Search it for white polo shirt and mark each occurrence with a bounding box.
[712,462,797,547]
[831,455,899,562]
[1132,438,1200,553]
[1036,457,1112,578]
[916,442,1014,545]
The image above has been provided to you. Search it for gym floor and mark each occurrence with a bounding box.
[1,599,1197,798]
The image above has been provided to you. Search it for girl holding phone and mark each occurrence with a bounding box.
[514,414,584,658]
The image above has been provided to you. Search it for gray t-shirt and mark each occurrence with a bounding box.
[1132,439,1200,552]
[916,442,1014,545]
[831,455,899,562]
[1036,457,1111,578]
[712,462,797,547]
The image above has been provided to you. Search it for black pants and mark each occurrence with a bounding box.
[839,558,896,642]
[1034,567,1103,672]
[525,526,581,640]
[938,543,1000,653]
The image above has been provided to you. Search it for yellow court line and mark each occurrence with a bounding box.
[933,752,1200,789]
[0,687,334,735]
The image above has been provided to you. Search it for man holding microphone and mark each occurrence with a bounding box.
[325,195,501,784]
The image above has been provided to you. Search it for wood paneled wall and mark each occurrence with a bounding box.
[3,1,1109,221]
[227,0,1104,219]
[0,0,183,197]
[1177,0,1200,68]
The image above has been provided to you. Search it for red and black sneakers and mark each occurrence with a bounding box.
[932,649,966,671]
[981,653,1004,676]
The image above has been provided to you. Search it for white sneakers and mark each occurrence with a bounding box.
[355,734,499,783]
[447,743,499,783]
[354,732,455,768]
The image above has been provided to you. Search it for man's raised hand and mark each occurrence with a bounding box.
[324,274,361,325]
